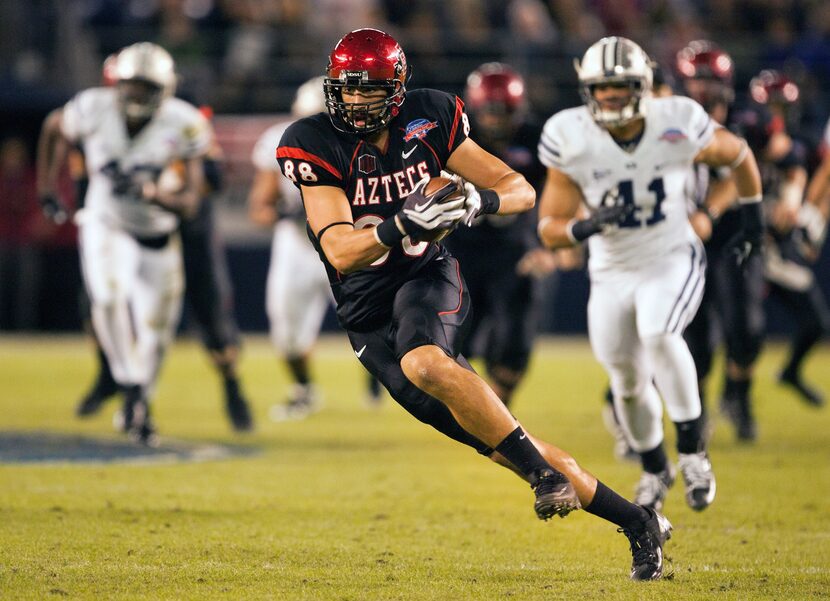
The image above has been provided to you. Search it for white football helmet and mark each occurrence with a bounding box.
[291,76,327,118]
[115,42,177,120]
[575,37,653,127]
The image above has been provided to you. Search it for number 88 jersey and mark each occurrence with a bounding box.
[275,88,470,331]
[539,95,715,271]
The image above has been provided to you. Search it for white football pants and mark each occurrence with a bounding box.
[588,240,706,451]
[266,219,333,358]
[79,216,184,394]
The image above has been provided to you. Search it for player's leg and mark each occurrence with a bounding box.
[126,234,185,444]
[717,250,765,440]
[350,274,671,580]
[773,281,829,407]
[79,220,143,394]
[482,272,539,407]
[180,203,253,431]
[267,221,330,420]
[638,241,715,510]
[74,276,119,416]
[588,274,674,511]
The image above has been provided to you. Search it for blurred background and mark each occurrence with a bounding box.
[1,0,829,335]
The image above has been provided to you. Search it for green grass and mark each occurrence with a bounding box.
[1,335,829,600]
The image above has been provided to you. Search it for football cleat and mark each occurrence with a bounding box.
[619,507,673,581]
[119,385,158,446]
[532,470,581,520]
[269,384,322,422]
[677,452,716,511]
[634,465,676,512]
[778,369,825,407]
[720,395,757,442]
[75,383,119,417]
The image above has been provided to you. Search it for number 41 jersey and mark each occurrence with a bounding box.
[539,95,715,272]
[276,88,470,331]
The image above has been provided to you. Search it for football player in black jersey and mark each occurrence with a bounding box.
[443,63,559,408]
[741,70,829,407]
[276,28,673,581]
[676,41,767,441]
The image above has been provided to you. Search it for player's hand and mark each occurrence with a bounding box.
[399,177,466,234]
[726,227,763,267]
[589,204,633,228]
[516,248,559,278]
[38,194,69,225]
[460,181,482,226]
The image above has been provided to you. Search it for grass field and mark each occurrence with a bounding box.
[1,334,828,600]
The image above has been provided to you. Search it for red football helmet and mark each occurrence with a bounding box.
[464,63,526,114]
[324,28,410,134]
[676,40,735,108]
[749,69,799,105]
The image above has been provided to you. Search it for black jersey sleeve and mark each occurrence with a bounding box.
[415,89,471,164]
[276,117,347,190]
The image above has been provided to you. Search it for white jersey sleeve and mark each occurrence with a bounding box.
[252,122,290,172]
[162,98,212,159]
[61,88,113,143]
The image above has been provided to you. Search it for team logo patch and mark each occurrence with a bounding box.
[358,154,377,174]
[404,119,438,141]
[660,128,687,143]
[593,168,612,180]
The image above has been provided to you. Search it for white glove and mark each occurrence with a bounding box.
[401,177,466,231]
[460,181,482,226]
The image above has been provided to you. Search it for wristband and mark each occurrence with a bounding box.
[729,140,749,170]
[737,194,762,204]
[375,215,406,247]
[478,189,500,215]
[739,199,764,234]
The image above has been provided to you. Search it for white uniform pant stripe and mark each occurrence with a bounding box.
[664,242,705,333]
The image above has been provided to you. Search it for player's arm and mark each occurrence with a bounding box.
[301,184,385,274]
[35,108,70,224]
[247,169,280,227]
[536,166,584,249]
[143,156,206,219]
[802,148,830,251]
[696,128,764,257]
[770,165,808,233]
[446,137,535,217]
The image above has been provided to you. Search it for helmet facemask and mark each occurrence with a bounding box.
[114,42,176,124]
[323,76,404,135]
[118,79,165,122]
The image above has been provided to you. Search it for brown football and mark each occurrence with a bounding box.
[412,176,464,243]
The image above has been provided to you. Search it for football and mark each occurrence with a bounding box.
[412,176,465,243]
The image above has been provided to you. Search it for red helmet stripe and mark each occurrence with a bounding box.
[277,147,342,180]
[447,96,465,151]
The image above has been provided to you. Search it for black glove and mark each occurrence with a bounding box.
[728,200,764,267]
[39,194,69,225]
[569,204,633,242]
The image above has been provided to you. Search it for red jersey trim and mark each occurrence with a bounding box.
[277,147,342,180]
[348,141,364,178]
[438,259,464,316]
[447,96,465,152]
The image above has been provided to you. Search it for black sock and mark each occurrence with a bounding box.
[96,346,117,392]
[224,375,239,399]
[494,427,565,486]
[675,417,704,454]
[286,356,310,385]
[725,376,749,401]
[585,480,650,529]
[640,443,669,474]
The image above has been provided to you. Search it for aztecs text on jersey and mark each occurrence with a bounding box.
[539,95,715,271]
[277,89,470,331]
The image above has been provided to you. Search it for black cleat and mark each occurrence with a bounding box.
[119,385,158,446]
[779,369,825,407]
[532,470,581,520]
[619,507,673,581]
[721,395,757,442]
[75,381,120,417]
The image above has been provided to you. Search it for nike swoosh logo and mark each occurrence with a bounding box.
[355,344,367,358]
[413,201,430,211]
[402,146,416,159]
[519,433,527,440]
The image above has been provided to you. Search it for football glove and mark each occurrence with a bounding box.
[399,177,466,234]
[38,194,69,225]
[568,204,633,242]
[727,200,764,267]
